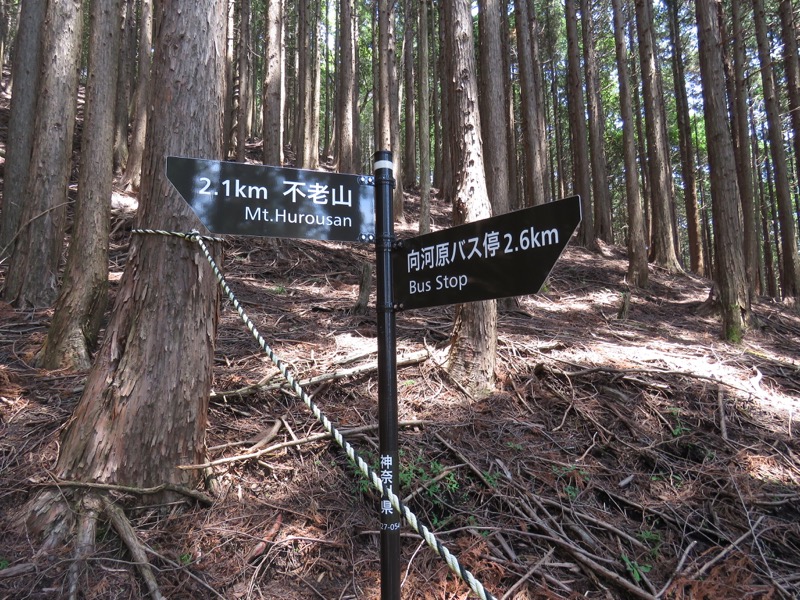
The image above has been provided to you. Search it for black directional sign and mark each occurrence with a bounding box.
[393,196,582,310]
[166,157,376,243]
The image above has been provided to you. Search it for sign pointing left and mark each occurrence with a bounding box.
[166,157,376,243]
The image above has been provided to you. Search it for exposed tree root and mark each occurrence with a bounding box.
[102,496,166,600]
[68,494,100,600]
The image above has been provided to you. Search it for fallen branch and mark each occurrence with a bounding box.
[500,548,555,600]
[142,546,226,599]
[181,419,430,470]
[683,516,764,581]
[210,348,430,400]
[0,563,36,579]
[43,479,214,506]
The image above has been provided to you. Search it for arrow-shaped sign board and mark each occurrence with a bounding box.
[393,196,582,310]
[166,157,376,243]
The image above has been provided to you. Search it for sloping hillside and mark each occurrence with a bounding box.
[1,189,799,599]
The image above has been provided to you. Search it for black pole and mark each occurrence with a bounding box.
[374,150,400,600]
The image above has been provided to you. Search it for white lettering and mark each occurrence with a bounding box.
[268,209,351,229]
[540,228,558,246]
[409,279,432,295]
[245,206,262,220]
[435,274,468,291]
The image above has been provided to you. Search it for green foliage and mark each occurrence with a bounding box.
[0,558,9,570]
[350,449,377,495]
[667,407,690,437]
[621,553,652,584]
[551,464,589,499]
[636,528,663,558]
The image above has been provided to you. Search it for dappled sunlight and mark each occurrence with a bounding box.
[744,453,800,487]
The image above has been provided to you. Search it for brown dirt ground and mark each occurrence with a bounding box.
[1,99,799,600]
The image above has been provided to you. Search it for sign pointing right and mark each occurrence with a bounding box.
[393,196,581,310]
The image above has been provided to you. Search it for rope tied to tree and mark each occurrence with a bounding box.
[130,228,498,600]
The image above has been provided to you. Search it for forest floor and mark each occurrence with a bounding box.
[1,110,800,600]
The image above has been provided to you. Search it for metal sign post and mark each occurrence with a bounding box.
[373,150,400,600]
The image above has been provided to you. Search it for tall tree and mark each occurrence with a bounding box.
[388,8,404,219]
[778,0,800,204]
[611,0,648,287]
[443,0,496,397]
[479,0,512,216]
[336,0,357,173]
[224,0,236,156]
[731,0,758,293]
[696,0,749,340]
[236,0,253,162]
[0,0,45,260]
[296,0,320,169]
[581,0,612,241]
[635,0,682,272]
[37,0,122,370]
[752,0,800,299]
[112,0,136,173]
[402,0,416,188]
[515,0,548,206]
[26,0,227,547]
[418,0,431,233]
[263,0,284,165]
[565,0,595,246]
[3,0,83,308]
[120,0,153,190]
[667,0,704,275]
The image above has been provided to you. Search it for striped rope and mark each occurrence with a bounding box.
[132,228,497,600]
[131,228,226,244]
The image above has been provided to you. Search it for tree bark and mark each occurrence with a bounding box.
[443,0,496,397]
[0,0,45,261]
[696,0,749,340]
[4,0,83,308]
[25,0,226,548]
[37,0,122,370]
[611,0,648,287]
